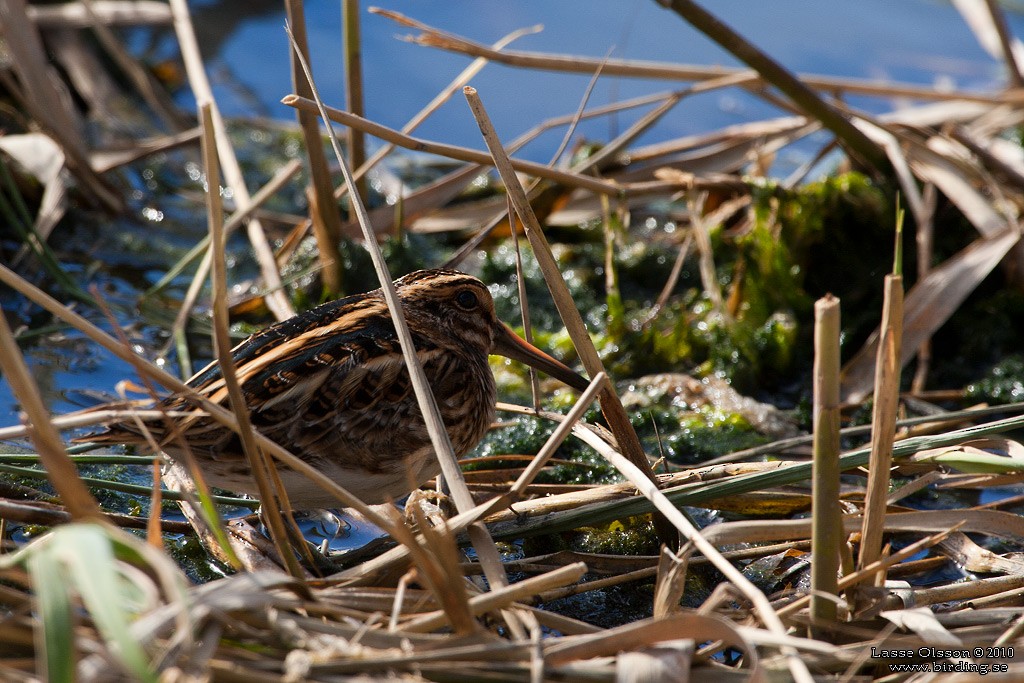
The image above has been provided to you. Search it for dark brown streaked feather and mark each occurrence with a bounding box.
[83,269,589,507]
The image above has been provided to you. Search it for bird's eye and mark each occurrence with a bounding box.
[454,289,478,310]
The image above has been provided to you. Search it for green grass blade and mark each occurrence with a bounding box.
[56,525,157,683]
[26,548,75,683]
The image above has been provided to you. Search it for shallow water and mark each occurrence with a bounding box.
[195,0,1011,161]
[3,0,1021,428]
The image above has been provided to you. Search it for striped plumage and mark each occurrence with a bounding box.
[90,269,588,507]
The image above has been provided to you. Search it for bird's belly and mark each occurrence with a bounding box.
[195,361,497,507]
[276,446,440,507]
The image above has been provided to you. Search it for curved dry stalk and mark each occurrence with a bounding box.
[282,94,622,196]
[200,101,307,581]
[463,86,675,549]
[509,375,606,498]
[381,7,1022,106]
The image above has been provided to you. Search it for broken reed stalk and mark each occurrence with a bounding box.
[856,272,905,580]
[810,294,842,625]
[857,217,906,582]
[200,102,307,581]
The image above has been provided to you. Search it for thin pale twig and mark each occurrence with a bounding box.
[167,0,294,321]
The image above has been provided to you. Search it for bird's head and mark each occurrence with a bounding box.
[394,269,590,392]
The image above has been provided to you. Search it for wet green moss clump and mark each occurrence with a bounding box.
[480,172,893,395]
[632,405,769,466]
[470,411,617,486]
[569,518,660,556]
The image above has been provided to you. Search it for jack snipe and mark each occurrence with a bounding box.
[88,269,589,507]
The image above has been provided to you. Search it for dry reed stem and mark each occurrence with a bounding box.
[652,547,689,619]
[200,102,308,581]
[167,0,294,321]
[284,0,345,294]
[505,57,609,406]
[708,510,1022,548]
[92,127,202,173]
[282,94,623,196]
[0,498,191,533]
[286,30,533,635]
[540,564,659,603]
[332,23,541,212]
[811,295,842,625]
[342,0,368,205]
[387,506,476,634]
[327,493,513,586]
[0,409,194,440]
[385,9,1022,106]
[544,612,759,671]
[508,374,606,498]
[168,159,304,367]
[462,85,676,549]
[857,274,904,583]
[323,26,543,242]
